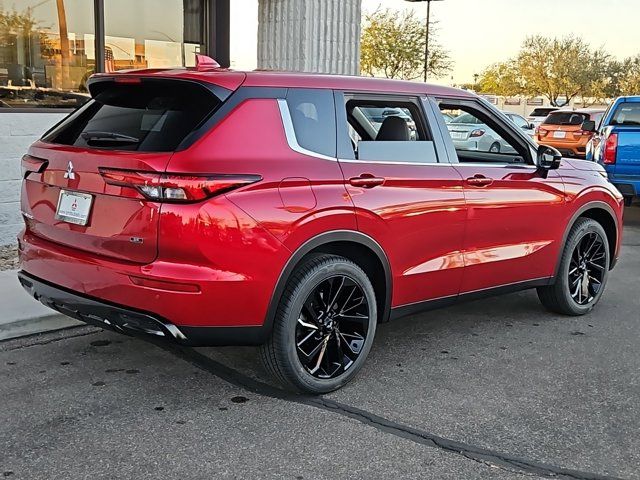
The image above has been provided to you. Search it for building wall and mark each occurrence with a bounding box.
[0,112,66,245]
[258,0,361,75]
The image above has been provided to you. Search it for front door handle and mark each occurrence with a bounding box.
[349,174,385,189]
[465,175,494,187]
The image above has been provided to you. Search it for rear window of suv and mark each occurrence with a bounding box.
[43,80,221,152]
[544,112,588,126]
[611,103,640,126]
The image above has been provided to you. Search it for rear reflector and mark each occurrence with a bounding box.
[99,168,261,203]
[604,133,618,165]
[129,276,200,293]
[21,155,48,178]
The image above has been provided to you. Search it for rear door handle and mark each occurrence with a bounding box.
[465,175,493,187]
[349,174,385,189]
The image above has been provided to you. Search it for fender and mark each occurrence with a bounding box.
[263,230,393,334]
[553,200,620,278]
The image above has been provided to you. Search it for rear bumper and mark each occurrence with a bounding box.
[538,139,588,157]
[607,174,639,197]
[17,222,288,342]
[18,271,269,346]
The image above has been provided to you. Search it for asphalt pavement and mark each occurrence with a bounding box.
[1,206,639,480]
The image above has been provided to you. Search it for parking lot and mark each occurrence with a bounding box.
[1,206,638,480]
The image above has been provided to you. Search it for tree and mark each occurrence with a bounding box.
[619,55,640,96]
[477,61,522,96]
[360,9,452,81]
[477,35,627,106]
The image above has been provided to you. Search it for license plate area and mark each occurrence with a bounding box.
[450,131,466,140]
[55,190,93,226]
[553,131,566,139]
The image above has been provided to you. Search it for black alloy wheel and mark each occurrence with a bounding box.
[260,254,377,394]
[537,218,610,315]
[567,231,607,305]
[295,275,370,379]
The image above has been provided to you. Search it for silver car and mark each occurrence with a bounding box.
[504,112,536,139]
[447,113,515,153]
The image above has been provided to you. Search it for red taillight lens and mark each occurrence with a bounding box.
[21,155,48,178]
[470,129,485,138]
[603,134,618,165]
[99,168,261,203]
[538,128,548,137]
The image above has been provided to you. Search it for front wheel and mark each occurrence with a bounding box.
[489,142,501,154]
[537,218,610,315]
[260,254,377,394]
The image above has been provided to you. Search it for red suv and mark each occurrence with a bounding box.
[18,59,624,393]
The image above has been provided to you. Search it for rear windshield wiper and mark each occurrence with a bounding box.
[81,131,140,145]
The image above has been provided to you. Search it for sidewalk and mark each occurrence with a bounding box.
[0,270,81,341]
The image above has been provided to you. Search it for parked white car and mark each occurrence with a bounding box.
[503,112,536,139]
[527,107,559,129]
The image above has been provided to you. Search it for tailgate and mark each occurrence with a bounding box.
[22,143,171,263]
[616,130,640,174]
[20,76,234,264]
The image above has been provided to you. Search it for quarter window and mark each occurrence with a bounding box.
[286,88,336,158]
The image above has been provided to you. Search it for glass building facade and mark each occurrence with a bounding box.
[0,0,228,108]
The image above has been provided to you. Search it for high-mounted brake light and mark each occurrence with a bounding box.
[603,133,618,165]
[21,155,48,178]
[113,77,142,84]
[470,129,485,138]
[99,168,261,203]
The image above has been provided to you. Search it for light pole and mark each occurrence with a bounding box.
[405,0,444,82]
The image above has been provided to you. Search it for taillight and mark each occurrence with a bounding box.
[538,128,548,137]
[603,134,618,165]
[99,168,261,203]
[21,155,48,178]
[470,129,485,137]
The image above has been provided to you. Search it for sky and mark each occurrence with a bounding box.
[230,0,640,84]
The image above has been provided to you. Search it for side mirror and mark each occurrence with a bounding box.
[537,145,562,177]
[529,123,536,130]
[581,120,597,133]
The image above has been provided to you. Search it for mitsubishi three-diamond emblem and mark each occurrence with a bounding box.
[63,161,75,180]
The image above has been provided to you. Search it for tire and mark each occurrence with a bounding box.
[537,218,610,316]
[260,254,377,394]
[489,142,501,153]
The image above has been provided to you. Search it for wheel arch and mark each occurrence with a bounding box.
[554,201,620,277]
[264,231,393,335]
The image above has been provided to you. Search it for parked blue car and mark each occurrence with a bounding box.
[587,96,640,206]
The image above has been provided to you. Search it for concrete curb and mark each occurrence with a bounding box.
[0,269,82,341]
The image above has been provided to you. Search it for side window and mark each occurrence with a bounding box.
[343,96,437,164]
[438,103,528,163]
[286,88,336,158]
